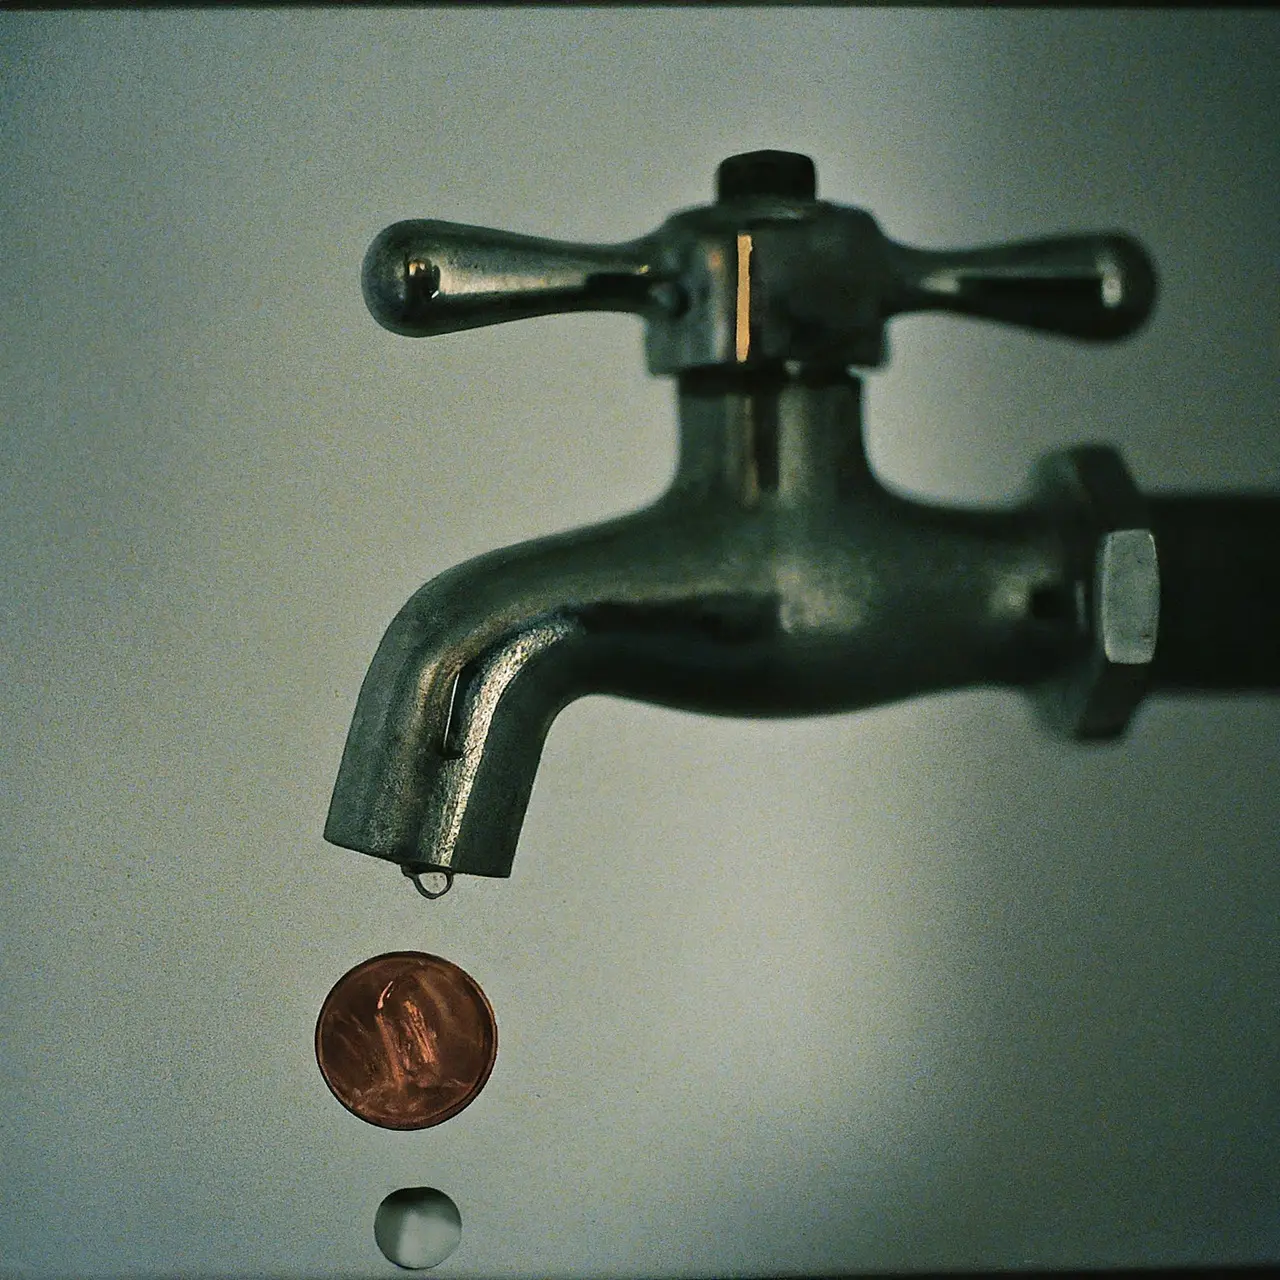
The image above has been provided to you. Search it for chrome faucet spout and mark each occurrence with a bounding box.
[326,608,589,879]
[326,372,1081,881]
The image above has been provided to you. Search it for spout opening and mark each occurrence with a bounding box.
[326,608,589,881]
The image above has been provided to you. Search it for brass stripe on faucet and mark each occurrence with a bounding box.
[735,232,752,363]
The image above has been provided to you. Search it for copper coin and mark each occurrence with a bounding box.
[315,951,497,1130]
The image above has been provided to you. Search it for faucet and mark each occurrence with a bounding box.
[326,150,1278,897]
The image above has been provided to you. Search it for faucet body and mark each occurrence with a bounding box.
[325,150,1217,888]
[326,370,1076,878]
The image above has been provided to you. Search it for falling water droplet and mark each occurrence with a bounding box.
[374,1187,462,1269]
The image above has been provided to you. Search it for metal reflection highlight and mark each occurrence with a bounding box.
[735,232,752,362]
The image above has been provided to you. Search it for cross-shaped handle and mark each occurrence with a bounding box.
[361,150,1157,373]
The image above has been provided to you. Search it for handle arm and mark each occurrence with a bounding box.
[361,219,661,338]
[886,233,1157,341]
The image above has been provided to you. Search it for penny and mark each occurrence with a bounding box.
[315,951,497,1130]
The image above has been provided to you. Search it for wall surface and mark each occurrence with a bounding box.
[2,11,1277,1279]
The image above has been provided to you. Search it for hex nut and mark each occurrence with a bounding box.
[1097,527,1159,665]
[1033,445,1160,740]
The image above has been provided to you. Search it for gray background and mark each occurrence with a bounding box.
[2,10,1277,1279]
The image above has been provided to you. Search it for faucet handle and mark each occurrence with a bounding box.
[360,219,664,339]
[884,231,1157,342]
[360,152,1158,371]
[704,150,1155,347]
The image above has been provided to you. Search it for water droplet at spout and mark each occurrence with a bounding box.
[406,866,453,900]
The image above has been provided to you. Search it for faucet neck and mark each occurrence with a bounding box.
[670,367,875,508]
